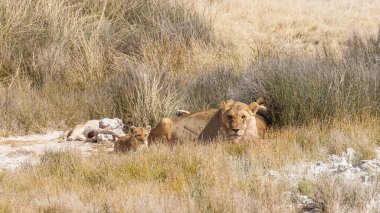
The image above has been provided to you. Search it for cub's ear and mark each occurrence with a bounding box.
[129,126,136,133]
[220,99,234,109]
[145,125,151,133]
[249,102,259,114]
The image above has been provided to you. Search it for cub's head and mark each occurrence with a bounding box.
[129,125,151,145]
[220,99,260,141]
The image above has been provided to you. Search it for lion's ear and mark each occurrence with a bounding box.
[249,102,259,114]
[145,125,151,133]
[129,126,136,133]
[220,99,234,109]
[256,97,265,105]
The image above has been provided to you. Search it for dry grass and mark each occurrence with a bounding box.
[0,120,378,212]
[0,0,212,134]
[188,0,380,59]
[0,0,379,211]
[0,0,379,134]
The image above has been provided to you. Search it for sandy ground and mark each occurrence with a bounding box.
[0,131,112,171]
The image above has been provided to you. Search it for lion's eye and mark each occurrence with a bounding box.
[227,115,233,121]
[136,134,141,137]
[242,115,246,119]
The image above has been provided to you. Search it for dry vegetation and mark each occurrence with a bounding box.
[0,120,379,212]
[0,0,379,212]
[0,122,380,212]
[191,0,380,61]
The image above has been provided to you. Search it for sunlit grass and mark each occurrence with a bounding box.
[0,120,378,211]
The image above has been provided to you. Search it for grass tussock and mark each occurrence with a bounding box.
[307,177,379,212]
[105,66,185,125]
[239,34,380,126]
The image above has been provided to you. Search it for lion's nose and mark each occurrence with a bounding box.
[232,128,240,133]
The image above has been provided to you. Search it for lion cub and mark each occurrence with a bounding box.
[99,125,151,152]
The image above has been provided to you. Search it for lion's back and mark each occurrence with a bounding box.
[150,109,219,143]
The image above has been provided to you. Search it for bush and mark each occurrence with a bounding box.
[186,66,240,110]
[237,34,380,126]
[106,65,185,125]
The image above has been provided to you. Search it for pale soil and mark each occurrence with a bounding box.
[0,131,113,170]
[266,148,380,210]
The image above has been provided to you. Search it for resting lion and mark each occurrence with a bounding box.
[94,125,151,152]
[149,98,271,144]
[63,118,125,142]
[64,120,99,142]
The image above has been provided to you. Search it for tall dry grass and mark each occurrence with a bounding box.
[0,0,379,134]
[239,34,380,126]
[0,0,211,134]
[184,34,380,127]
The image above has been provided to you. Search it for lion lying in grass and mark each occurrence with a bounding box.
[93,125,151,152]
[63,118,126,143]
[149,98,271,144]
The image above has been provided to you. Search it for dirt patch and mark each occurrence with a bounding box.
[6,149,37,157]
[0,131,113,170]
[1,141,45,147]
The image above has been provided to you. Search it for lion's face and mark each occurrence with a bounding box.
[220,100,259,141]
[130,125,151,145]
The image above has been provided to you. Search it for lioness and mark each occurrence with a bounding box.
[63,118,125,142]
[64,120,99,141]
[149,99,267,144]
[95,125,151,152]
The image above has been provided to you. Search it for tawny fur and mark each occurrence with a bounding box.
[149,99,266,144]
[97,126,151,152]
[255,106,271,138]
[64,120,99,141]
